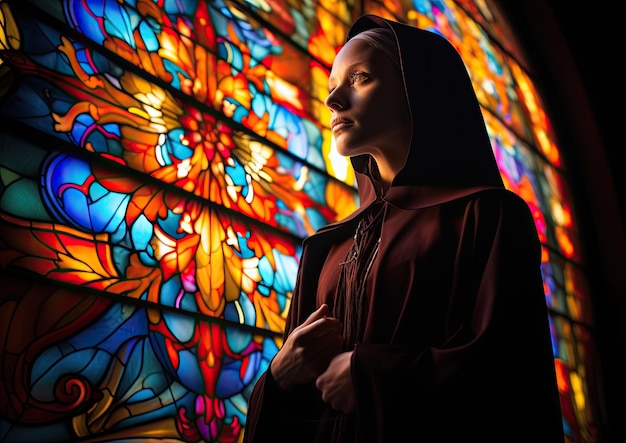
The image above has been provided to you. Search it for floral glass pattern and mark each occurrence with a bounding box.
[0,0,598,442]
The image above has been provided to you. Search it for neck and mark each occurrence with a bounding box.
[372,158,397,192]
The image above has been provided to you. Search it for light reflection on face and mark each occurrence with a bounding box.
[325,38,411,171]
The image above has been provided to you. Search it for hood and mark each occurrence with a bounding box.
[345,15,504,210]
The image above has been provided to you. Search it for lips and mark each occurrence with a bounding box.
[330,117,353,132]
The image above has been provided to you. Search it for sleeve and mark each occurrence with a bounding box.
[351,191,564,442]
[243,365,328,443]
[243,243,327,443]
[242,368,284,442]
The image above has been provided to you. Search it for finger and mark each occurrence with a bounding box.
[302,303,330,326]
[297,317,343,343]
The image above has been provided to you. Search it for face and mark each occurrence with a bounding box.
[325,37,412,166]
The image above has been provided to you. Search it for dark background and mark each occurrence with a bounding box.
[545,1,622,218]
[497,2,625,441]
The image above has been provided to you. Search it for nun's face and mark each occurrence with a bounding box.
[325,37,411,167]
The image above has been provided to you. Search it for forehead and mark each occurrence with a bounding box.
[334,39,388,66]
[330,39,393,76]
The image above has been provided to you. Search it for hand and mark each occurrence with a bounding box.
[270,304,344,391]
[316,351,356,414]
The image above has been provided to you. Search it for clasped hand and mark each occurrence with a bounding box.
[270,304,357,413]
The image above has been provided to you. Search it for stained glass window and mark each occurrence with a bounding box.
[0,0,599,442]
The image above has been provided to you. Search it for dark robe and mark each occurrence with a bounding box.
[243,14,565,443]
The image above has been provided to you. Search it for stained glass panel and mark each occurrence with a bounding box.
[0,0,599,441]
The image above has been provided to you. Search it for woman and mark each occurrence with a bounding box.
[243,14,564,443]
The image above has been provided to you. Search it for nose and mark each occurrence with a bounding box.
[324,88,345,111]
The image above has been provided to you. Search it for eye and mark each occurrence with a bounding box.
[350,71,368,84]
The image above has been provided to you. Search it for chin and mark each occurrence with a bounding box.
[334,143,364,158]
